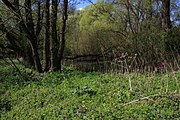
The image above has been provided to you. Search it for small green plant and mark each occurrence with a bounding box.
[0,64,179,119]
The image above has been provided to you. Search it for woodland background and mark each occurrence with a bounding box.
[0,0,179,73]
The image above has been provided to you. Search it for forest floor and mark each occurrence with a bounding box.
[0,61,180,119]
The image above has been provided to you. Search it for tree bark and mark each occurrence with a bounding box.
[25,0,35,35]
[24,0,42,72]
[125,0,135,33]
[147,0,153,30]
[58,0,68,71]
[23,48,35,68]
[36,0,42,36]
[44,0,51,72]
[51,0,60,71]
[29,41,42,73]
[162,0,171,31]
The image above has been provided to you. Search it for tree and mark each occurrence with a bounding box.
[1,0,43,72]
[44,0,51,71]
[0,0,69,72]
[50,0,59,71]
[59,0,68,70]
[162,0,171,30]
[50,0,68,71]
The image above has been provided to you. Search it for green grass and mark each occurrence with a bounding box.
[0,65,180,119]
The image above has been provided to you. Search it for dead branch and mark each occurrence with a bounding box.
[124,94,161,106]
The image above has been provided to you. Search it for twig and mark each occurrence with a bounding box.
[7,57,29,81]
[124,94,161,106]
[166,78,169,93]
[9,57,29,81]
[128,77,133,92]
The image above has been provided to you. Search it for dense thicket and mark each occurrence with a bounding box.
[65,0,180,72]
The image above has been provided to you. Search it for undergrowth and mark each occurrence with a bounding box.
[0,65,180,119]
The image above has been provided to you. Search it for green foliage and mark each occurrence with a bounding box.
[0,64,179,119]
[129,29,165,60]
[66,2,121,55]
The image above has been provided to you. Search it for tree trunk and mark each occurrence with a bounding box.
[58,0,68,70]
[162,0,171,31]
[51,0,60,71]
[44,0,51,72]
[125,0,134,33]
[23,49,35,68]
[24,0,42,72]
[36,0,42,36]
[147,0,153,30]
[30,41,42,73]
